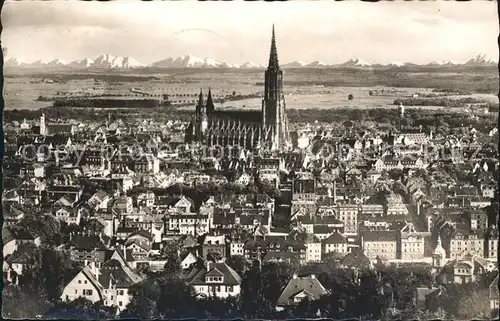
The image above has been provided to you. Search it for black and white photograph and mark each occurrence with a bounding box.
[1,1,499,319]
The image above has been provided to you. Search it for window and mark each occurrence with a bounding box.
[78,280,82,284]
[83,289,93,296]
[119,301,123,306]
[228,285,234,292]
[216,286,221,292]
[118,290,124,295]
[75,289,78,294]
[84,280,87,284]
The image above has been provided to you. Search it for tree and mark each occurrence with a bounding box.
[226,255,252,277]
[2,284,51,319]
[46,298,115,319]
[348,94,354,101]
[156,277,197,318]
[19,213,61,245]
[240,262,266,318]
[206,251,223,263]
[161,241,182,276]
[455,290,490,319]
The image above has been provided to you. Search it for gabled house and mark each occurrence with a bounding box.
[201,235,227,260]
[54,207,82,225]
[322,232,348,255]
[181,251,199,270]
[275,274,328,311]
[187,262,242,299]
[60,255,144,311]
[88,190,112,211]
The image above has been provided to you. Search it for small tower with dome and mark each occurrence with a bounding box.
[432,235,447,271]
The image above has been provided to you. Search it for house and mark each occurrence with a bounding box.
[263,251,301,265]
[386,193,409,216]
[275,274,328,311]
[19,163,45,178]
[335,204,359,235]
[313,225,335,240]
[438,253,491,284]
[323,232,348,255]
[201,235,227,260]
[68,233,108,264]
[88,190,112,211]
[449,231,484,259]
[4,245,37,285]
[9,227,41,247]
[243,236,307,264]
[54,207,82,225]
[187,262,242,299]
[366,168,382,183]
[339,249,372,270]
[304,234,322,263]
[181,251,199,270]
[361,231,398,260]
[125,230,153,260]
[399,222,425,260]
[485,228,498,259]
[60,254,144,311]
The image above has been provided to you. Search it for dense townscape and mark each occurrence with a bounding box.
[3,27,500,320]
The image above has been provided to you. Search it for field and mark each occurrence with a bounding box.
[3,66,498,110]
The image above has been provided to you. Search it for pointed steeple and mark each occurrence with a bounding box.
[268,24,279,69]
[206,87,215,114]
[196,88,204,115]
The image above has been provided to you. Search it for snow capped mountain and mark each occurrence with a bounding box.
[428,60,460,66]
[388,61,404,67]
[465,53,496,66]
[68,58,94,68]
[307,61,329,67]
[340,58,373,67]
[282,61,308,68]
[239,61,264,68]
[150,55,226,68]
[46,58,68,66]
[4,53,498,70]
[91,54,144,68]
[31,59,52,66]
[4,57,28,67]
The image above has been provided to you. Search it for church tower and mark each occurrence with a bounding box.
[262,25,288,150]
[194,89,207,142]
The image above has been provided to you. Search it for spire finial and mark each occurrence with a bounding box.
[268,24,279,69]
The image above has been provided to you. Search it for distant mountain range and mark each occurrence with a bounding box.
[4,53,497,70]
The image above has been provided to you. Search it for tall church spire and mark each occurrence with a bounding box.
[268,24,279,69]
[196,89,204,114]
[206,87,215,114]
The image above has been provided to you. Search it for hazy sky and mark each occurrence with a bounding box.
[2,1,498,65]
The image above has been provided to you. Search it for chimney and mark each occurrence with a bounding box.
[310,274,316,279]
[292,273,298,279]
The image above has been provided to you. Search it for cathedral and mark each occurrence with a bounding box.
[186,25,289,151]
